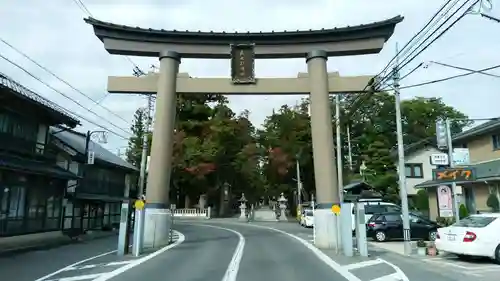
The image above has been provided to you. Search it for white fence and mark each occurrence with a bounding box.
[173,207,211,219]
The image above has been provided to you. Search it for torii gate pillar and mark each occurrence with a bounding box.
[141,51,180,247]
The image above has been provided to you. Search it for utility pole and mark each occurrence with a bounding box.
[445,119,461,222]
[393,43,412,255]
[296,157,302,207]
[335,93,343,254]
[335,94,343,201]
[346,124,353,172]
[133,65,154,198]
[137,95,153,197]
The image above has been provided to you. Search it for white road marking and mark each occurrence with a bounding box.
[35,231,183,281]
[185,223,246,281]
[421,257,500,271]
[45,273,104,281]
[217,222,363,281]
[93,231,185,281]
[343,259,384,270]
[207,221,411,281]
[34,250,118,281]
[63,261,135,271]
[368,272,401,281]
[375,258,409,281]
[105,261,135,267]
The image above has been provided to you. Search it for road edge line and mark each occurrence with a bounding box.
[184,223,246,281]
[93,230,185,281]
[34,249,118,281]
[204,221,362,281]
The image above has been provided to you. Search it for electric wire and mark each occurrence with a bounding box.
[71,0,144,71]
[391,64,500,90]
[399,62,424,83]
[345,0,463,118]
[72,0,93,17]
[430,61,500,78]
[0,38,132,126]
[375,0,477,89]
[391,0,479,81]
[375,0,456,87]
[0,53,130,139]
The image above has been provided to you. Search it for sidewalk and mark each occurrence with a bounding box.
[0,229,118,257]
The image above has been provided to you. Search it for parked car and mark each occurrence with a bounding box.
[366,212,439,242]
[435,213,500,263]
[300,209,314,228]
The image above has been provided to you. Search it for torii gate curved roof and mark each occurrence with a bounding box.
[84,16,403,59]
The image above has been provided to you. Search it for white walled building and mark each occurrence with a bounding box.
[393,139,462,197]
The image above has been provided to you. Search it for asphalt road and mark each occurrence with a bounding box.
[107,222,348,281]
[0,235,119,281]
[11,220,496,281]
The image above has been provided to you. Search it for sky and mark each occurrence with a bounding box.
[0,0,499,158]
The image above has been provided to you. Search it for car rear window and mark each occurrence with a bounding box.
[305,210,313,216]
[454,216,497,228]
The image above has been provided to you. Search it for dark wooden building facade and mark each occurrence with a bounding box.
[0,73,80,237]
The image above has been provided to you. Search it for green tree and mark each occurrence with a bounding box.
[362,138,399,201]
[486,194,499,212]
[125,108,148,168]
[459,204,469,219]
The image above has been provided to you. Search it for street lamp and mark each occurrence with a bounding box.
[84,130,107,165]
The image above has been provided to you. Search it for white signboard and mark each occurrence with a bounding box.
[437,185,453,217]
[430,153,449,166]
[87,151,95,165]
[452,148,470,166]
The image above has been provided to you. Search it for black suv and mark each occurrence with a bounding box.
[366,212,439,242]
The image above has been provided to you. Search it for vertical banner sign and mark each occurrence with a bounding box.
[435,120,448,150]
[437,185,453,217]
[230,44,256,84]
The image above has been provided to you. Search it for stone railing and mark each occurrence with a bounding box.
[173,207,211,219]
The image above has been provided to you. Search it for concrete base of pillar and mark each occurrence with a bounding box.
[143,207,172,249]
[314,208,339,249]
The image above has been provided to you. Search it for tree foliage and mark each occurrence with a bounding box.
[125,92,471,214]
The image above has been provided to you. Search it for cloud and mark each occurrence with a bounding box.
[0,0,498,156]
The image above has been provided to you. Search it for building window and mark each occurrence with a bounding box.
[460,143,468,148]
[492,135,500,150]
[405,163,423,178]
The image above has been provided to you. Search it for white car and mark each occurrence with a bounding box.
[436,213,500,263]
[300,209,314,227]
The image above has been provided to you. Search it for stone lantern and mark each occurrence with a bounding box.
[277,193,288,221]
[238,193,248,220]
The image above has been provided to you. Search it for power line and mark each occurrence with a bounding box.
[71,0,93,17]
[384,64,500,90]
[372,0,459,88]
[347,0,481,119]
[0,38,132,126]
[376,0,478,89]
[0,53,130,139]
[71,0,144,71]
[393,0,479,79]
[345,0,463,118]
[430,61,500,78]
